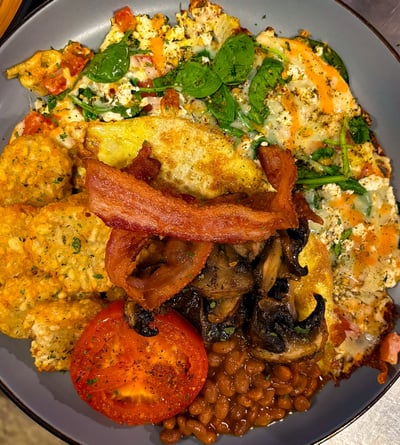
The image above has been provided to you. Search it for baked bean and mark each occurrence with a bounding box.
[252,373,271,389]
[293,394,311,412]
[198,406,214,425]
[159,428,182,444]
[246,404,259,424]
[254,408,273,427]
[186,419,217,444]
[303,377,319,398]
[214,395,230,420]
[277,395,293,410]
[212,338,236,354]
[189,397,207,416]
[246,387,264,401]
[233,367,250,393]
[236,394,252,408]
[290,373,308,396]
[258,387,275,407]
[216,371,235,397]
[211,417,231,434]
[224,349,247,375]
[269,407,287,421]
[229,402,245,420]
[202,381,218,404]
[176,416,192,436]
[273,364,292,382]
[273,382,293,396]
[159,334,323,445]
[207,351,223,368]
[232,418,251,436]
[162,417,176,430]
[245,358,265,375]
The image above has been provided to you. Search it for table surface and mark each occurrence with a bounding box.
[0,1,399,444]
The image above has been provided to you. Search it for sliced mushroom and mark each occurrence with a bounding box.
[191,244,254,300]
[232,241,266,262]
[123,300,159,337]
[248,293,327,363]
[279,218,310,276]
[168,288,249,346]
[255,237,283,296]
[206,295,242,324]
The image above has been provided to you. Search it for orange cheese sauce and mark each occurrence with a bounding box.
[284,38,348,115]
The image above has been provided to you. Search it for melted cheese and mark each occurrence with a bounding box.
[256,31,360,155]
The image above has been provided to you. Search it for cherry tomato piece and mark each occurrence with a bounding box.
[114,6,137,32]
[70,300,208,425]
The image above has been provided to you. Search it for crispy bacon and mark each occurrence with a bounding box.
[85,159,297,243]
[258,145,298,227]
[105,229,212,310]
[121,141,161,182]
[87,144,301,308]
[105,229,149,302]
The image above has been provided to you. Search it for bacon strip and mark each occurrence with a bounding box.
[258,145,298,227]
[105,229,212,310]
[105,228,149,303]
[85,152,298,244]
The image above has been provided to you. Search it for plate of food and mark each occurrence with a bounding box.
[0,1,399,444]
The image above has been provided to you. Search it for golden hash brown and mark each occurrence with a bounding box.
[25,193,113,294]
[0,204,38,285]
[0,273,66,339]
[25,297,106,371]
[0,134,73,206]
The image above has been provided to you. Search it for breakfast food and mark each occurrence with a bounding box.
[1,0,400,443]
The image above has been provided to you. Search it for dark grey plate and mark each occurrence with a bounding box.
[0,1,399,444]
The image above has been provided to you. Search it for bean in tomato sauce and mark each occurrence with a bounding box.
[160,334,324,444]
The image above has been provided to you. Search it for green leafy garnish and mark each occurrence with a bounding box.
[69,93,141,121]
[175,61,222,98]
[348,116,371,144]
[213,33,255,85]
[85,33,131,83]
[206,84,238,125]
[296,118,367,195]
[72,237,81,254]
[333,228,352,257]
[248,57,284,124]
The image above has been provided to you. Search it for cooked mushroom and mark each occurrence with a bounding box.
[191,244,254,300]
[255,237,283,296]
[168,288,249,345]
[123,300,159,337]
[248,293,327,363]
[279,218,310,276]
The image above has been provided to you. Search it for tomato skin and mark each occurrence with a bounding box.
[70,300,208,425]
[22,111,55,135]
[114,6,136,32]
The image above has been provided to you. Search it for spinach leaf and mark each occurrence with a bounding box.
[213,33,255,85]
[348,116,371,144]
[85,35,130,83]
[152,68,179,93]
[295,36,349,83]
[310,146,335,161]
[248,57,284,124]
[207,84,238,125]
[175,61,222,98]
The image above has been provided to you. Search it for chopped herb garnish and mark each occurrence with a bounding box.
[72,237,81,254]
